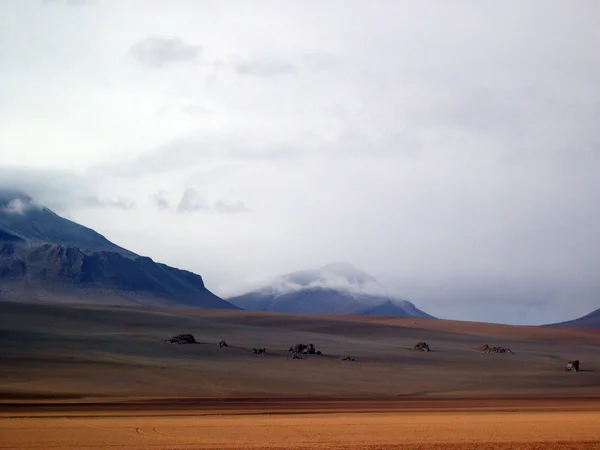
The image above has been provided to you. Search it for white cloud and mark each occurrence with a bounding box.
[128,36,201,68]
[233,55,296,77]
[0,198,39,215]
[265,276,389,301]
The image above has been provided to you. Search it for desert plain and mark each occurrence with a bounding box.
[1,301,600,449]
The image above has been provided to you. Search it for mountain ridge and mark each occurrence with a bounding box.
[0,191,237,309]
[0,191,136,258]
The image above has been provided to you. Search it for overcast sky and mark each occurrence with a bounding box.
[1,0,600,324]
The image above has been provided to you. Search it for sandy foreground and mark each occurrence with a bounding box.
[1,399,600,449]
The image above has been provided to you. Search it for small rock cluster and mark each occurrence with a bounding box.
[565,360,580,372]
[289,343,322,355]
[164,333,196,344]
[477,344,513,354]
[413,341,431,352]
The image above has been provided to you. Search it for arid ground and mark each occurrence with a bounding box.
[2,399,600,449]
[1,301,600,448]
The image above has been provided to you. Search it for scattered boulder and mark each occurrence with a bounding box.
[252,348,266,355]
[341,356,356,361]
[289,343,322,355]
[565,360,580,372]
[413,341,431,352]
[218,340,229,347]
[165,334,196,344]
[476,344,513,354]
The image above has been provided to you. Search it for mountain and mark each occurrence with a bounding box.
[227,262,434,318]
[359,299,432,317]
[547,308,600,328]
[0,192,135,257]
[0,191,237,309]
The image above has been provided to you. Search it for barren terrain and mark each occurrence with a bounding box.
[2,301,599,400]
[2,405,599,449]
[1,301,600,448]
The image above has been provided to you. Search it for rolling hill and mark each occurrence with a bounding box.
[0,191,237,309]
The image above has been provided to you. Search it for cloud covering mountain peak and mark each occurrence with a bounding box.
[267,262,388,299]
[228,262,433,317]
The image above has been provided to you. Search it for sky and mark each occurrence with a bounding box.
[1,0,600,325]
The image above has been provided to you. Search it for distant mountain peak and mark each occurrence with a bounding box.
[228,263,434,318]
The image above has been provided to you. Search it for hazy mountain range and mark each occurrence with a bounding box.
[1,190,598,326]
[0,191,434,318]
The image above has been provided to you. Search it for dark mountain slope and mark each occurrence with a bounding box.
[0,192,135,257]
[360,299,435,318]
[0,192,237,309]
[548,308,600,328]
